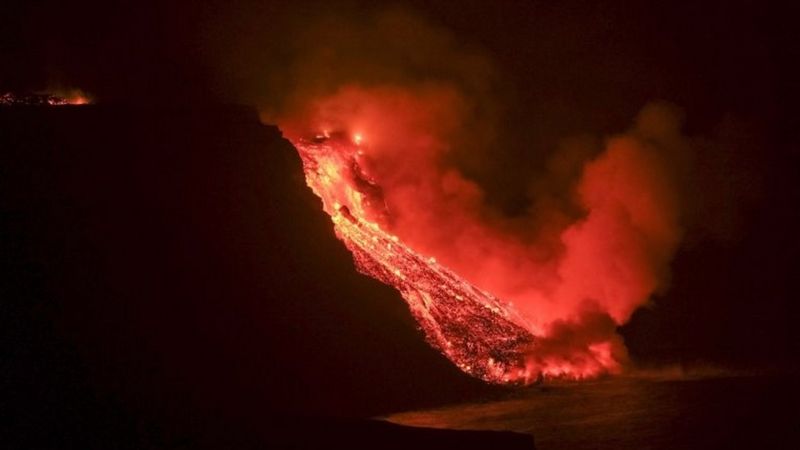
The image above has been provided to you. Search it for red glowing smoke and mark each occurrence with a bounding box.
[268,8,684,381]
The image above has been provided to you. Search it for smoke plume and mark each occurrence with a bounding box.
[271,7,686,377]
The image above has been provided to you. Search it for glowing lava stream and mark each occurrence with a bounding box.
[291,133,539,384]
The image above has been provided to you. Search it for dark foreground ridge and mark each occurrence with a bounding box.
[0,104,525,448]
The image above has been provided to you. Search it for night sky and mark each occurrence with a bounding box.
[2,0,799,448]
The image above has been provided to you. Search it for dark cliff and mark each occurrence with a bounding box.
[0,105,525,448]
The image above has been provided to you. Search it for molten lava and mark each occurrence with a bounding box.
[293,133,540,384]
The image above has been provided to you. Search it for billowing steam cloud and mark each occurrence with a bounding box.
[272,8,685,378]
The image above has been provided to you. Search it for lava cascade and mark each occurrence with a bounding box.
[292,134,538,384]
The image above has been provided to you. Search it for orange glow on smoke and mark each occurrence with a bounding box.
[280,85,680,384]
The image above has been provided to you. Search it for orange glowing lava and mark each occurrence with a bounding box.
[292,134,538,384]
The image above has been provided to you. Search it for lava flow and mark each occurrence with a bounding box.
[292,133,537,384]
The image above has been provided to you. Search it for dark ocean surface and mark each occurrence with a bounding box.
[387,374,799,449]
